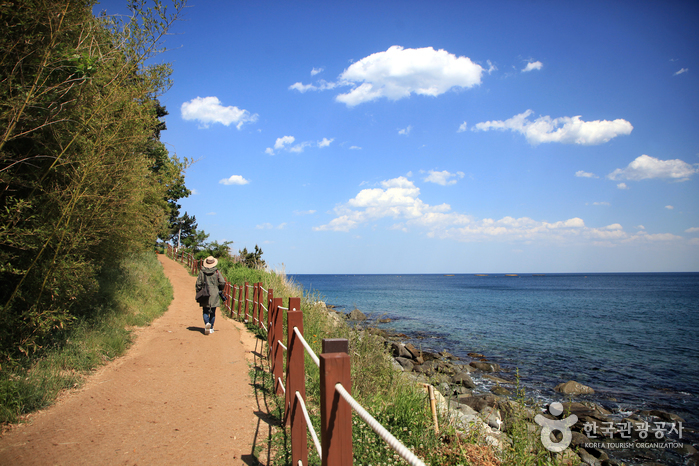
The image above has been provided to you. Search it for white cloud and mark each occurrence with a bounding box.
[457,121,468,132]
[267,135,333,154]
[190,188,200,195]
[349,146,362,150]
[311,67,324,76]
[398,125,412,136]
[335,46,484,106]
[275,136,295,150]
[686,227,699,233]
[423,170,465,186]
[617,183,629,190]
[181,96,258,129]
[266,135,295,155]
[472,110,633,145]
[294,210,317,215]
[289,82,316,93]
[290,141,312,153]
[575,170,598,178]
[522,61,543,72]
[665,205,674,210]
[288,80,338,93]
[607,154,699,182]
[591,201,610,206]
[314,175,687,246]
[674,68,688,76]
[219,175,250,185]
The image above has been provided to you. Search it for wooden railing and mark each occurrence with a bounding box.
[165,246,426,466]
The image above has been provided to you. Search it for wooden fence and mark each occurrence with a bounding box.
[165,245,425,466]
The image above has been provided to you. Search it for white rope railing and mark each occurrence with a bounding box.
[278,341,287,351]
[261,303,268,312]
[260,322,267,332]
[296,391,322,460]
[335,383,426,466]
[261,286,268,293]
[278,306,289,310]
[293,327,320,367]
[278,378,286,393]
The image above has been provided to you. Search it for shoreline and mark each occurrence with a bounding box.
[331,306,698,466]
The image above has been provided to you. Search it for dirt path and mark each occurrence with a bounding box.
[0,255,274,465]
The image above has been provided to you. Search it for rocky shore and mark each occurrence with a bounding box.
[326,305,698,466]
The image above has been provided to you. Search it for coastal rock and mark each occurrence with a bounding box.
[483,374,511,384]
[491,386,511,396]
[412,364,432,376]
[420,350,442,362]
[674,443,697,456]
[559,402,604,419]
[458,394,497,412]
[390,342,412,359]
[480,406,502,430]
[378,318,391,323]
[347,309,367,321]
[554,380,595,395]
[394,357,414,372]
[469,361,501,372]
[640,409,685,423]
[468,352,485,358]
[451,371,476,389]
[571,431,591,447]
[577,448,602,466]
[499,399,536,422]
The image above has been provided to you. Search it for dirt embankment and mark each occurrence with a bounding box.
[0,254,272,465]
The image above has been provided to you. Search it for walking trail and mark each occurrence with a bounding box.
[0,254,274,465]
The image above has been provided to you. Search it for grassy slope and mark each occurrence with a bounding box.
[0,252,172,424]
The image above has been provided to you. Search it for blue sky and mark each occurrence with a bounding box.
[97,0,699,273]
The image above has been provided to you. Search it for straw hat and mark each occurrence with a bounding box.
[203,256,218,268]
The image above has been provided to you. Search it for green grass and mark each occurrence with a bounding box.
[0,252,172,424]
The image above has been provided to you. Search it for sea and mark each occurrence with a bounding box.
[290,273,699,430]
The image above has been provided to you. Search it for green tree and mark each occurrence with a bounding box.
[0,0,188,361]
[239,245,266,269]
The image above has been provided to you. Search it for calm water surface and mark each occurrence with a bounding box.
[290,273,699,425]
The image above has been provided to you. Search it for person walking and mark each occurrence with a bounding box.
[195,256,226,335]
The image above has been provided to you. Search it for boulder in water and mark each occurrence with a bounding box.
[554,380,594,395]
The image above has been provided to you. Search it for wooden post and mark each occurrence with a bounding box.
[320,339,352,466]
[266,289,274,332]
[284,302,302,419]
[269,297,283,395]
[286,309,307,465]
[252,283,258,325]
[237,285,243,320]
[243,282,249,322]
[258,283,265,326]
[257,283,263,326]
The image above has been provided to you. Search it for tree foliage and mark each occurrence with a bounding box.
[239,245,266,269]
[0,0,188,362]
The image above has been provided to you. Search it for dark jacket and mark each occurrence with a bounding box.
[195,266,226,308]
